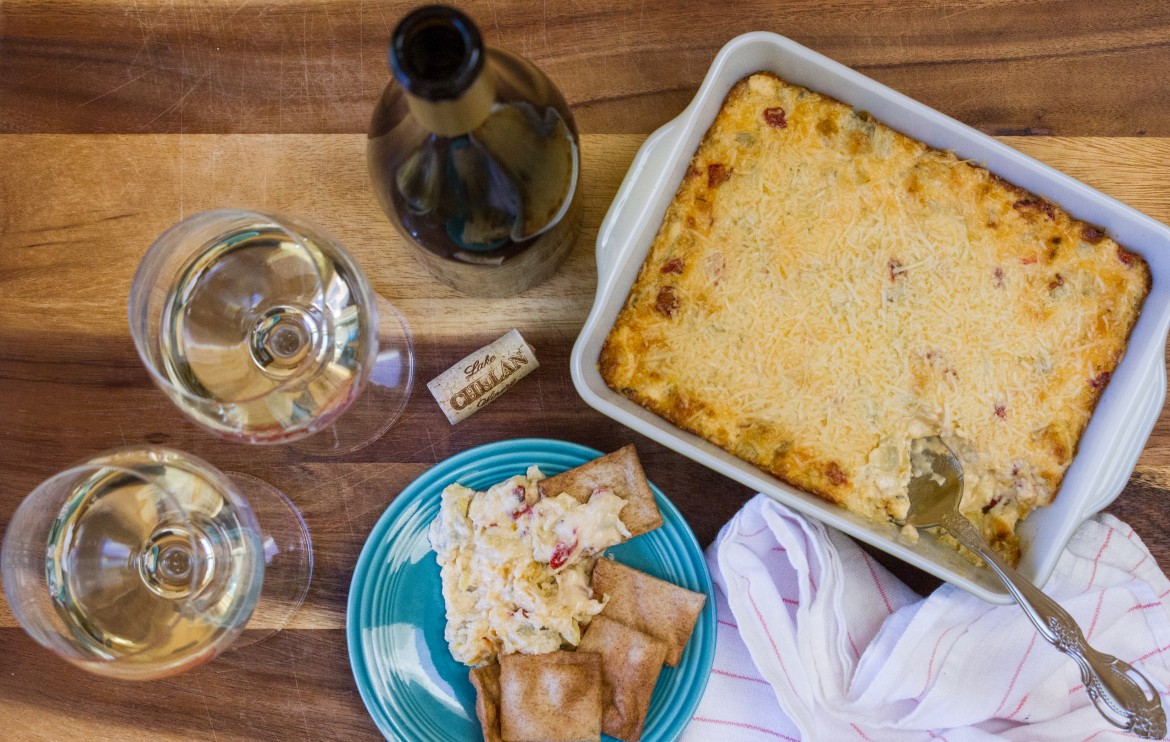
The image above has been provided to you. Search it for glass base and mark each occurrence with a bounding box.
[291,296,415,456]
[225,472,313,649]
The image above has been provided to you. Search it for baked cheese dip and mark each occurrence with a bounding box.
[601,72,1149,566]
[428,467,630,667]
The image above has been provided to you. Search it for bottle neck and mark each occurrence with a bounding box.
[404,66,495,137]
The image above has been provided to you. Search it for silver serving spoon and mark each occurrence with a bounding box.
[903,436,1166,738]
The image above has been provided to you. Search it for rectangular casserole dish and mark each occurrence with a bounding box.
[570,32,1170,603]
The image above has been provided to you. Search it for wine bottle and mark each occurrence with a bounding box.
[368,5,581,297]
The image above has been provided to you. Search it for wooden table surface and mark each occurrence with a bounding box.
[2,1,1170,739]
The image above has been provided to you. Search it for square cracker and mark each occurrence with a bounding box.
[591,558,706,666]
[577,615,667,742]
[469,663,503,742]
[499,651,602,742]
[538,445,664,536]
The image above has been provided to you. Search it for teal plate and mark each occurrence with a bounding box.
[347,438,716,741]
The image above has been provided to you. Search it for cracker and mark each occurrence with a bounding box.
[499,651,602,742]
[469,663,503,742]
[591,558,706,666]
[577,615,667,741]
[538,445,664,536]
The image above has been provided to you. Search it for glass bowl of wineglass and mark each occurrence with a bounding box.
[0,447,312,680]
[128,209,414,455]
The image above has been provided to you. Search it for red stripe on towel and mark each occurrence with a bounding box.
[746,582,801,697]
[712,667,771,685]
[1087,530,1114,589]
[919,625,959,698]
[861,551,893,614]
[691,717,797,741]
[1087,591,1107,639]
[994,633,1038,715]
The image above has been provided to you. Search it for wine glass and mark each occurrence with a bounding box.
[128,209,414,455]
[0,447,312,680]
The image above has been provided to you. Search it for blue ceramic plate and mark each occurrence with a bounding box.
[347,438,716,741]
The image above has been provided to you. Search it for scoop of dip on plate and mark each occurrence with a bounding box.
[428,466,630,667]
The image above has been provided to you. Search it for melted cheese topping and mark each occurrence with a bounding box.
[601,73,1150,565]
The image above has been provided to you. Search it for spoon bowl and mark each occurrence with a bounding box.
[904,436,965,529]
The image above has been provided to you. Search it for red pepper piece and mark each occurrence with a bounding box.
[763,107,787,128]
[1082,225,1106,244]
[655,286,679,317]
[549,541,577,570]
[707,163,731,188]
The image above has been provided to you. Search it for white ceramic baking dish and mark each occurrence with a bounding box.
[571,32,1170,603]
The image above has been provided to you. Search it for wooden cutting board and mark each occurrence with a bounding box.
[2,2,1170,739]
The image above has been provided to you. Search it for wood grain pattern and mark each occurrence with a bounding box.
[2,1,1170,739]
[2,132,1169,738]
[3,1,1170,136]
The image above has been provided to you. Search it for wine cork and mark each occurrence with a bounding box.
[428,329,539,424]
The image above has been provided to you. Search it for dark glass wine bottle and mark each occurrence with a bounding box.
[368,5,581,297]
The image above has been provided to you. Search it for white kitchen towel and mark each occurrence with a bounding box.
[681,495,1170,741]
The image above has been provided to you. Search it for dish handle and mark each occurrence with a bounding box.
[595,120,682,278]
[1078,359,1166,518]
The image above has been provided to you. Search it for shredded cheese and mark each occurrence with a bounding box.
[600,72,1150,565]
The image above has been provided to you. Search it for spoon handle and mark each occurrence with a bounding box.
[940,511,1166,739]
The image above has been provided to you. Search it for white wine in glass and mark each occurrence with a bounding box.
[1,447,312,680]
[129,210,414,454]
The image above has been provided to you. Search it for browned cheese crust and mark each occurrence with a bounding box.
[600,72,1150,565]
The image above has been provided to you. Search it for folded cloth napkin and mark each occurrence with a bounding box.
[681,495,1170,742]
